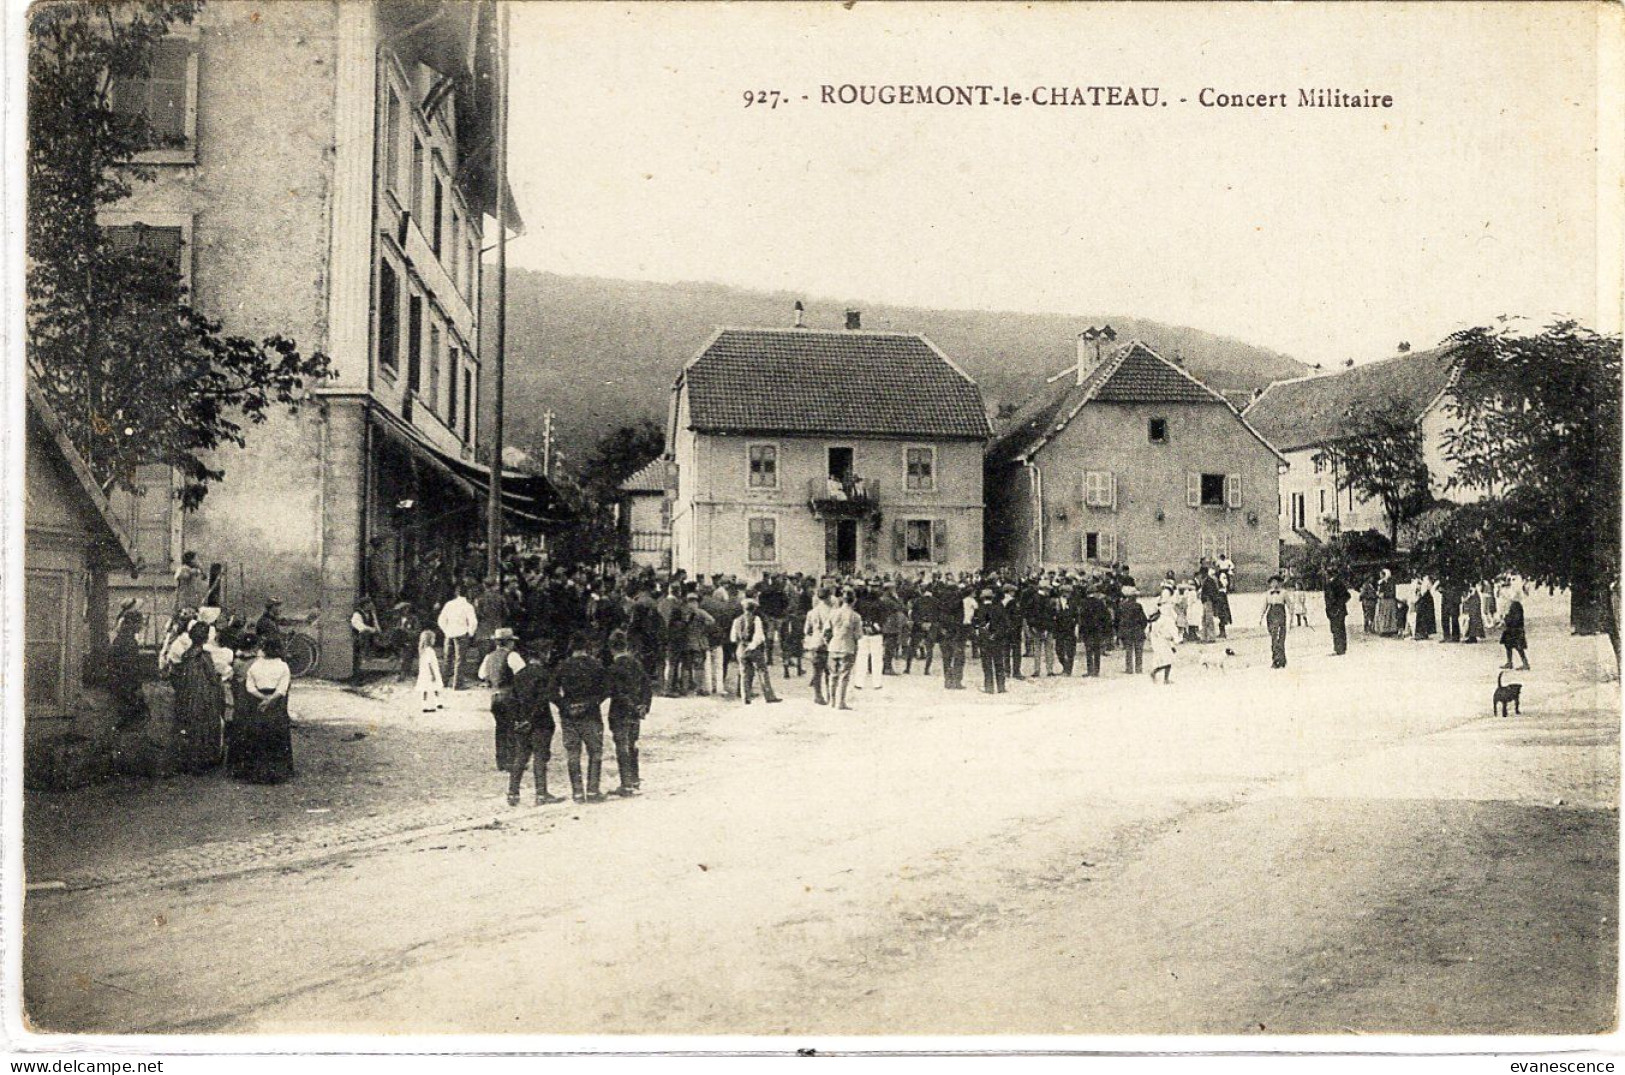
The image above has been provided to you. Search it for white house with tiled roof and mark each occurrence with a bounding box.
[666,314,991,579]
[1243,345,1476,546]
[618,458,673,571]
[987,338,1285,588]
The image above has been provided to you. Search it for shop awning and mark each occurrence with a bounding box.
[367,408,574,531]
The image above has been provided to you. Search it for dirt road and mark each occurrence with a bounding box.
[22,600,1617,1036]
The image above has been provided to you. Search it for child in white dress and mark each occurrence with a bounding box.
[416,629,445,712]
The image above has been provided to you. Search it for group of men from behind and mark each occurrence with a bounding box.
[480,627,653,806]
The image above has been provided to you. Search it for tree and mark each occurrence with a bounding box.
[1312,395,1434,549]
[1441,320,1622,655]
[532,420,664,568]
[28,2,332,509]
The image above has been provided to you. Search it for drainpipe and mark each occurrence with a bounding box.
[1027,460,1045,568]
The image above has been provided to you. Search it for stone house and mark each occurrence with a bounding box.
[987,338,1285,589]
[667,319,992,579]
[91,2,553,676]
[1243,345,1475,546]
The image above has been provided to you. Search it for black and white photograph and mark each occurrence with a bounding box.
[6,0,1624,1056]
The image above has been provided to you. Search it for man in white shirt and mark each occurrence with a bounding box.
[729,597,782,705]
[438,588,478,690]
[479,628,526,770]
[803,589,835,705]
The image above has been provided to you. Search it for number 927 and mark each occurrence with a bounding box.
[743,90,783,109]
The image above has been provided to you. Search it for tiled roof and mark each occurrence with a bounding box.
[619,458,667,494]
[681,328,990,440]
[1243,346,1458,453]
[989,340,1239,464]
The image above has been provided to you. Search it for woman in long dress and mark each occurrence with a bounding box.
[1372,569,1398,635]
[1148,583,1180,684]
[231,636,295,784]
[107,611,149,729]
[1260,576,1290,668]
[1500,594,1530,671]
[171,621,224,774]
[1463,583,1486,643]
[1412,578,1437,640]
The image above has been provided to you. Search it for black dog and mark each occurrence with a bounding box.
[1493,670,1522,717]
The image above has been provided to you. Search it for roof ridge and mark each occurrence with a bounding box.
[713,324,928,339]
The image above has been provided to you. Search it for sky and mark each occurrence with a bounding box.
[503,2,1620,366]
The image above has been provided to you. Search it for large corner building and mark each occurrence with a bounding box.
[97,1,552,677]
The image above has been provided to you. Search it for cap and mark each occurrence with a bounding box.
[493,628,517,642]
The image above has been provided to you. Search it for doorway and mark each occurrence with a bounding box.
[826,518,858,576]
[827,446,854,481]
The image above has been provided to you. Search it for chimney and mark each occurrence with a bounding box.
[845,309,861,331]
[793,300,806,329]
[1075,324,1116,385]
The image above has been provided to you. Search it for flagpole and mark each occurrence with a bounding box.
[485,0,509,583]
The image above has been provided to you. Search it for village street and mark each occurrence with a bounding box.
[22,592,1617,1037]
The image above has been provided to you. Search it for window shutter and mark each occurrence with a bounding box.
[1226,473,1242,509]
[1187,472,1201,508]
[892,519,906,562]
[1080,471,1090,507]
[933,519,948,563]
[1109,472,1119,511]
[1073,531,1085,563]
[1101,533,1117,564]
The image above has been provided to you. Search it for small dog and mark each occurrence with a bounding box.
[1493,670,1522,717]
[1198,647,1237,672]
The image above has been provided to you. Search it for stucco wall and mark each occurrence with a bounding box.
[669,401,985,577]
[1019,402,1281,588]
[1276,447,1389,542]
[1276,397,1484,546]
[106,3,357,653]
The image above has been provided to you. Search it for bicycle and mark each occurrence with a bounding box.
[275,612,322,678]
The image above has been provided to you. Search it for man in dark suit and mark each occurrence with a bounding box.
[507,640,565,806]
[1052,583,1080,676]
[1323,568,1350,657]
[974,588,1010,693]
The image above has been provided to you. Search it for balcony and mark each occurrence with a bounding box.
[630,530,671,553]
[807,476,881,518]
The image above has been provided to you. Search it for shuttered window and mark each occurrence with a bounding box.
[1080,532,1117,563]
[378,259,400,376]
[904,447,936,491]
[902,519,934,562]
[1083,471,1117,509]
[110,38,195,148]
[747,444,778,488]
[747,517,777,563]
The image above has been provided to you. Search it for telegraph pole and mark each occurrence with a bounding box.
[541,410,555,477]
[484,0,510,582]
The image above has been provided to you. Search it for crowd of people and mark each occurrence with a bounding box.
[106,601,297,785]
[109,541,1537,804]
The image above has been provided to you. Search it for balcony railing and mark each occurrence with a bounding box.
[807,476,881,517]
[630,530,671,553]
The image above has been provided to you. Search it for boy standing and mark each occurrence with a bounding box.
[606,630,652,796]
